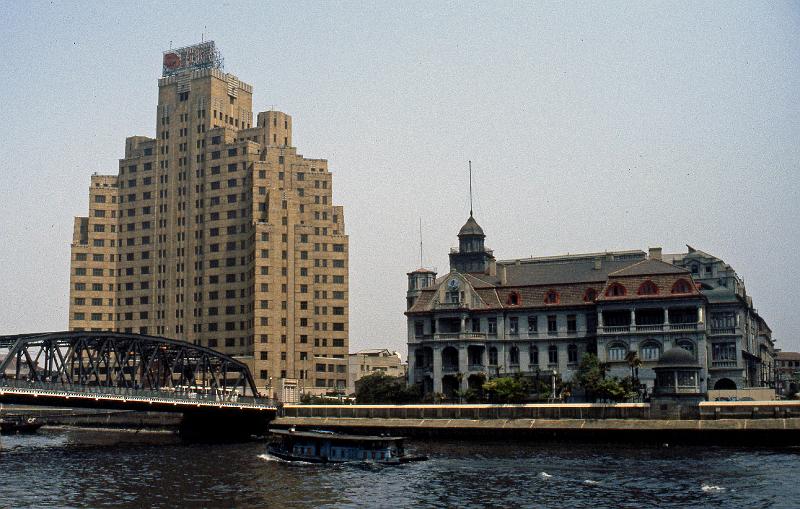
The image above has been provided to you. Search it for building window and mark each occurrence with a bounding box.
[509,317,519,335]
[606,283,626,297]
[547,315,557,334]
[568,344,578,364]
[567,315,577,333]
[544,290,559,304]
[548,345,558,365]
[507,291,520,306]
[527,316,538,333]
[489,347,498,365]
[509,346,520,365]
[583,288,598,302]
[608,344,626,361]
[640,343,661,361]
[488,318,497,334]
[712,342,737,361]
[529,345,538,366]
[638,280,659,295]
[671,279,692,294]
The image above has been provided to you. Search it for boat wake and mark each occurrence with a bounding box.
[538,472,553,479]
[701,484,726,493]
[257,453,316,465]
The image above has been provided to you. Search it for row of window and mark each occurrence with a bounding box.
[606,279,693,297]
[607,340,697,361]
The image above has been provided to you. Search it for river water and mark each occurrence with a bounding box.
[0,428,798,508]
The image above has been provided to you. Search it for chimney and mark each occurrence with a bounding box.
[499,264,507,285]
[649,247,662,261]
[593,258,602,270]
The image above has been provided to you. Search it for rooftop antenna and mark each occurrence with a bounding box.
[469,160,474,217]
[419,218,423,268]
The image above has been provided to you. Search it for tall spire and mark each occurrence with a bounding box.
[468,160,473,217]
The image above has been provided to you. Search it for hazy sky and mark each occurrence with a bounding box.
[1,2,798,355]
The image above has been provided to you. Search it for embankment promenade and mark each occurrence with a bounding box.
[272,401,800,445]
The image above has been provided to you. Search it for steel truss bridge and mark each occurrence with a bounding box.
[0,331,276,437]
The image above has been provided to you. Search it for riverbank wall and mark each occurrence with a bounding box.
[0,405,181,429]
[271,401,800,445]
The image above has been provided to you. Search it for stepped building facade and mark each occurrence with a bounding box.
[406,214,775,399]
[68,42,349,401]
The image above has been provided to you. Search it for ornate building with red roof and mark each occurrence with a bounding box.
[405,215,775,399]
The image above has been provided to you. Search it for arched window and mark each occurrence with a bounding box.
[529,345,539,366]
[544,289,560,304]
[583,288,598,302]
[568,344,578,364]
[607,343,627,361]
[640,342,661,361]
[510,346,520,365]
[606,283,627,297]
[638,280,659,295]
[671,279,692,294]
[488,347,498,365]
[677,339,696,357]
[548,345,558,365]
[507,291,520,306]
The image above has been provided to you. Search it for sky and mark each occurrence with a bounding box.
[0,1,798,355]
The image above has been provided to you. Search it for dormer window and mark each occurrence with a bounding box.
[446,278,461,304]
[671,279,692,294]
[507,291,521,306]
[637,280,659,295]
[544,290,560,304]
[583,288,598,302]
[606,283,627,297]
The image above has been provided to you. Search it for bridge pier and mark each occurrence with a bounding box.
[180,409,272,441]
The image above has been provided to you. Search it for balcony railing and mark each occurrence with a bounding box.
[442,364,459,374]
[635,324,664,332]
[599,323,701,334]
[710,327,737,335]
[433,332,487,341]
[711,360,738,368]
[467,364,485,372]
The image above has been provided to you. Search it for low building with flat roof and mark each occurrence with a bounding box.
[347,349,403,395]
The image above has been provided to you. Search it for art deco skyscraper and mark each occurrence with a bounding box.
[68,42,349,401]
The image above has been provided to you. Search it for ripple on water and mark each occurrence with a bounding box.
[1,432,799,508]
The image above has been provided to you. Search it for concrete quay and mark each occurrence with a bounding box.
[271,402,800,445]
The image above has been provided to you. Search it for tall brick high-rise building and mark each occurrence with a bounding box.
[68,42,349,401]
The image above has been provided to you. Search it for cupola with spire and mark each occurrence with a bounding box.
[450,212,494,274]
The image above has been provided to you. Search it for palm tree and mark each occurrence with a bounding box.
[625,350,641,382]
[625,350,642,400]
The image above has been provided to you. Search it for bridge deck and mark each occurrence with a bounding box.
[0,380,276,413]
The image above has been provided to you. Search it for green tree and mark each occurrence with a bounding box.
[575,353,608,401]
[482,376,529,403]
[354,372,421,404]
[575,352,638,402]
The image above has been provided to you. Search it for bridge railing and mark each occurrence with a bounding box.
[0,379,277,408]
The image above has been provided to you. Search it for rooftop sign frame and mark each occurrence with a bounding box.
[162,41,223,77]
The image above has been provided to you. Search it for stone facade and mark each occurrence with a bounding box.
[775,351,800,396]
[68,42,349,401]
[406,216,775,399]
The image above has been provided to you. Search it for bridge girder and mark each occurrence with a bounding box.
[0,331,260,400]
